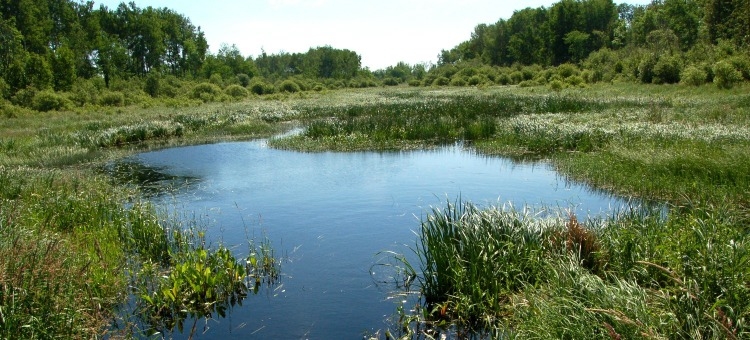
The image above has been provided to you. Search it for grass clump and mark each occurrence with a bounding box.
[390,200,749,339]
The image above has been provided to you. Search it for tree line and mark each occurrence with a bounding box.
[1,0,748,113]
[439,0,749,67]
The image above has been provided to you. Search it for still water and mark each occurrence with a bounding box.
[120,140,634,339]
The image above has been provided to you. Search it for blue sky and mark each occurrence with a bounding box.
[95,0,652,70]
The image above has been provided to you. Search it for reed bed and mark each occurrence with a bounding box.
[391,200,749,339]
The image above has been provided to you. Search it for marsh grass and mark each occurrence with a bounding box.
[389,200,749,339]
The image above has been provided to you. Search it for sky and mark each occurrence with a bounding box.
[95,0,653,71]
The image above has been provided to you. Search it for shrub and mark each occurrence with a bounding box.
[32,90,71,111]
[191,82,222,102]
[728,55,750,80]
[209,73,223,86]
[144,74,160,97]
[383,77,399,86]
[565,75,585,87]
[408,79,422,87]
[432,76,450,86]
[496,72,511,85]
[680,66,707,86]
[581,69,603,83]
[99,91,125,107]
[224,84,248,99]
[249,79,269,95]
[557,63,579,78]
[450,77,467,86]
[549,79,565,92]
[637,54,658,84]
[522,65,543,80]
[236,73,251,87]
[652,55,682,84]
[518,80,539,87]
[278,80,301,93]
[69,79,102,106]
[11,87,37,108]
[713,60,742,89]
[509,71,524,84]
[468,75,486,86]
[0,78,8,100]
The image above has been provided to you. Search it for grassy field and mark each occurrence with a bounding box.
[1,84,749,338]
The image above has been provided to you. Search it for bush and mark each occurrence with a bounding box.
[191,82,222,102]
[557,63,579,78]
[249,79,271,95]
[209,73,223,86]
[383,77,399,86]
[99,91,125,107]
[637,54,658,84]
[548,79,566,91]
[69,79,103,106]
[236,73,251,87]
[224,84,248,99]
[680,66,707,86]
[496,72,511,85]
[32,90,71,112]
[713,60,742,89]
[278,80,301,93]
[728,55,750,80]
[509,71,524,84]
[408,79,422,87]
[468,75,487,86]
[450,77,467,86]
[652,56,682,84]
[0,78,8,100]
[565,75,585,87]
[522,65,542,80]
[432,76,450,86]
[144,74,160,97]
[11,87,37,108]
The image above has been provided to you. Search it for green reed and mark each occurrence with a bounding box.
[392,199,749,339]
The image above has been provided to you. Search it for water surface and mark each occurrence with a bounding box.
[121,140,634,339]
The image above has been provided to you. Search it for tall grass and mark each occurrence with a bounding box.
[394,200,749,339]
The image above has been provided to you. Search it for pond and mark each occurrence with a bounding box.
[116,140,639,339]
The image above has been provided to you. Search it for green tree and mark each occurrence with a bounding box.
[51,46,76,91]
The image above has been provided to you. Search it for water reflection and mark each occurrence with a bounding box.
[111,140,649,339]
[101,159,200,197]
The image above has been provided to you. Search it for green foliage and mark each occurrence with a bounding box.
[191,82,223,102]
[713,60,742,89]
[407,79,422,87]
[32,90,71,112]
[637,54,658,84]
[382,77,400,86]
[224,84,249,99]
[449,77,467,87]
[236,73,251,87]
[144,74,161,98]
[681,66,707,86]
[248,78,273,95]
[653,55,682,84]
[729,55,750,80]
[278,79,301,93]
[99,91,126,107]
[549,79,566,91]
[432,76,450,86]
[415,201,555,334]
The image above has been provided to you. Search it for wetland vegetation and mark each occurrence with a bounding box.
[2,0,750,338]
